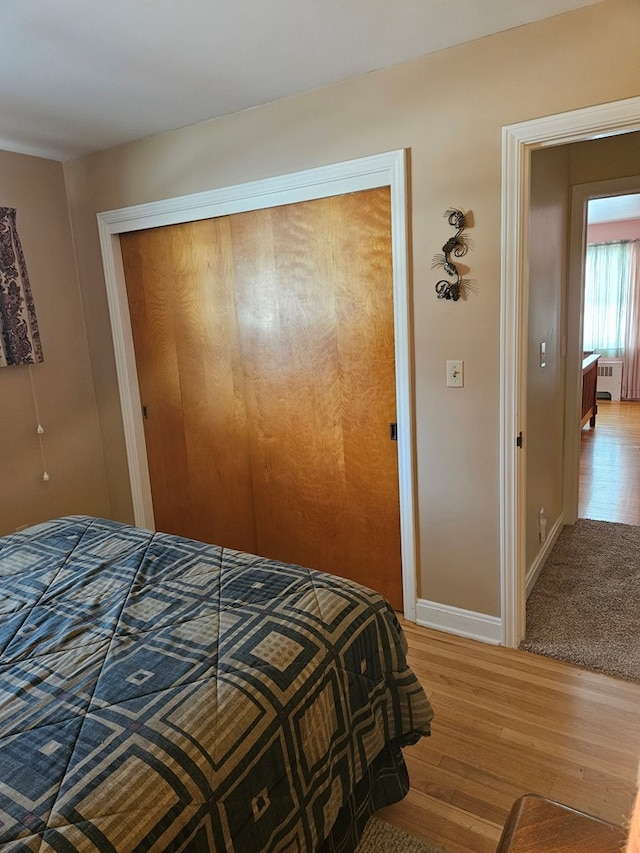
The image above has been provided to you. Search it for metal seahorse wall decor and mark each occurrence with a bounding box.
[433,208,469,301]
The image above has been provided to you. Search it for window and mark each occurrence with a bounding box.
[583,241,633,357]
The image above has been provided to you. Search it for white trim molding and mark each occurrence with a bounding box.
[500,97,640,647]
[416,599,502,645]
[97,149,420,621]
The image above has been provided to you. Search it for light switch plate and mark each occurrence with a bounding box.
[446,360,463,387]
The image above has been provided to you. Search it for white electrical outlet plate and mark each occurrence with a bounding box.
[446,360,463,387]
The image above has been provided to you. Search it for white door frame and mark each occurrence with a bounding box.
[564,174,640,527]
[97,149,419,620]
[500,97,640,647]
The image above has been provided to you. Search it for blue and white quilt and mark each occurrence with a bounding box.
[0,516,433,852]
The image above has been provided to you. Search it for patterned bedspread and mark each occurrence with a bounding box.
[0,516,433,852]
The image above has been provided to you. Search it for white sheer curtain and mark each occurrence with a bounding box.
[583,239,640,400]
[583,241,632,357]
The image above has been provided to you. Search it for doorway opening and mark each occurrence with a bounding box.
[508,149,640,680]
[500,96,640,648]
[519,179,640,679]
[579,193,640,528]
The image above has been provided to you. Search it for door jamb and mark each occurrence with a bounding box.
[500,97,640,647]
[97,149,419,620]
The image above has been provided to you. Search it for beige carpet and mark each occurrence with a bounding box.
[356,816,446,853]
[520,518,640,682]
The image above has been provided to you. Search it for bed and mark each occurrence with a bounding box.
[581,352,600,427]
[0,516,433,852]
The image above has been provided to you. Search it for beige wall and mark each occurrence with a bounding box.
[0,150,109,533]
[63,0,640,617]
[571,132,640,186]
[526,147,571,572]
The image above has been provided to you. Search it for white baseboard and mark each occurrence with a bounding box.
[413,513,565,643]
[525,512,565,599]
[415,598,502,645]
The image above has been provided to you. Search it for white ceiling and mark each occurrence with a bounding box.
[588,194,640,224]
[0,0,603,162]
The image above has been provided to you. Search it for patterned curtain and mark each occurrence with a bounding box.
[0,207,43,366]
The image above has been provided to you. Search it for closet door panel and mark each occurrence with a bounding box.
[230,202,348,574]
[121,225,194,537]
[230,189,402,607]
[329,188,401,602]
[121,221,258,552]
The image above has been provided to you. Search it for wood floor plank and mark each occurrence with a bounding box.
[380,407,640,849]
[382,623,640,851]
[378,788,502,853]
[580,399,640,524]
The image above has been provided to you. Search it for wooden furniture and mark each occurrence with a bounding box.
[582,352,601,427]
[496,794,626,852]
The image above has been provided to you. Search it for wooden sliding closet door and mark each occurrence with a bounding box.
[120,187,402,608]
[121,218,257,553]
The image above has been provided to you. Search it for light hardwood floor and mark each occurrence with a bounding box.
[378,622,640,853]
[580,399,640,525]
[375,401,640,851]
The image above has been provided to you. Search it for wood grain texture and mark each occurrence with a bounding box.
[121,222,258,551]
[581,354,600,428]
[120,188,402,607]
[378,622,640,853]
[580,399,640,525]
[495,794,625,852]
[230,189,401,606]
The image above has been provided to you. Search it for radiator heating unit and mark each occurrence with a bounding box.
[596,357,623,401]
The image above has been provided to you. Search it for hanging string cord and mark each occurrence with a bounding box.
[28,365,49,481]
